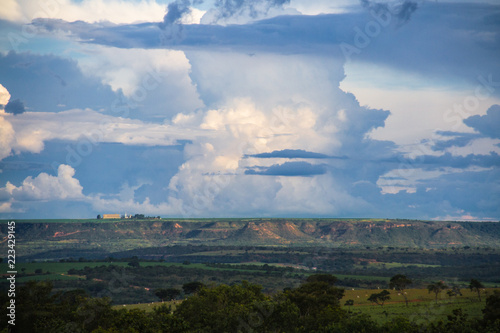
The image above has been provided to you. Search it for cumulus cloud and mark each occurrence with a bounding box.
[0,116,15,160]
[0,84,10,108]
[0,47,394,218]
[0,0,166,24]
[2,1,499,220]
[77,46,203,118]
[1,164,83,201]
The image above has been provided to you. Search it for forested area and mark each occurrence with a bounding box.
[2,274,499,333]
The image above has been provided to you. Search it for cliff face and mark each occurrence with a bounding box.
[1,219,499,257]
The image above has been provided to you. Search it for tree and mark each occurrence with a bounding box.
[182,281,204,295]
[127,256,140,268]
[427,281,448,303]
[482,290,500,324]
[344,299,354,313]
[306,274,338,286]
[175,281,268,332]
[97,214,101,219]
[447,285,462,299]
[284,275,346,331]
[469,279,484,302]
[389,274,412,307]
[155,289,168,302]
[368,290,391,306]
[286,275,344,317]
[155,288,181,302]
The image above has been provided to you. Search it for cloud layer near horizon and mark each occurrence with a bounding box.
[0,0,499,221]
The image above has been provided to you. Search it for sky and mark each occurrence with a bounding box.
[0,0,499,221]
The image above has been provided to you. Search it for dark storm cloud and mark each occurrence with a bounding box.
[159,0,204,40]
[429,105,500,152]
[432,132,482,151]
[360,0,419,25]
[211,0,290,20]
[4,98,25,115]
[162,0,193,26]
[31,2,500,96]
[463,105,500,139]
[246,149,340,159]
[31,14,349,54]
[245,161,327,176]
[416,152,500,169]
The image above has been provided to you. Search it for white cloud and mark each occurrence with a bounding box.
[445,138,500,157]
[432,213,498,222]
[1,108,214,160]
[76,46,204,117]
[77,47,191,95]
[2,0,166,24]
[158,94,366,216]
[0,84,11,106]
[376,166,492,194]
[273,174,369,215]
[2,2,499,220]
[0,84,14,160]
[180,7,205,25]
[341,62,500,151]
[71,49,391,217]
[0,114,15,160]
[0,0,23,22]
[3,164,83,201]
[0,202,17,213]
[288,0,354,15]
[178,98,325,173]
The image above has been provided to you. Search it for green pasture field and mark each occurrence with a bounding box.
[17,273,84,282]
[112,287,495,323]
[229,262,312,270]
[341,288,495,324]
[184,249,309,256]
[334,274,390,282]
[112,300,179,312]
[0,262,131,275]
[141,262,262,273]
[0,261,279,281]
[361,262,442,269]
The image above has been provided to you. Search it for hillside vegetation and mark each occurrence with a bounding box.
[1,219,500,258]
